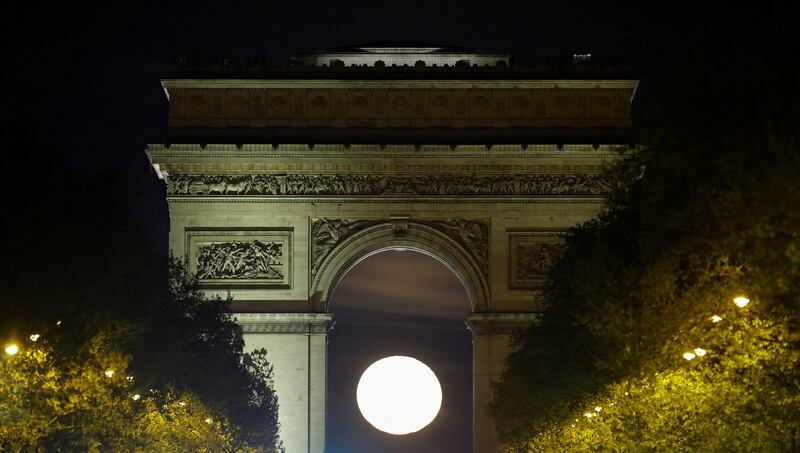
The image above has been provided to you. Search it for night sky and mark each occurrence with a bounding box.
[3,2,779,451]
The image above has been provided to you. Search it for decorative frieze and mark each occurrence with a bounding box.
[233,313,333,335]
[167,173,613,197]
[508,231,566,289]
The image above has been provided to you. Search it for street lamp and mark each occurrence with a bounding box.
[4,344,19,355]
[734,296,750,308]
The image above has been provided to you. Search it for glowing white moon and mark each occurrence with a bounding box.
[356,355,442,435]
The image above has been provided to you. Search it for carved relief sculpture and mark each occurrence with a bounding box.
[167,174,612,197]
[508,231,565,289]
[196,240,284,280]
[311,219,382,276]
[185,230,292,288]
[515,242,565,282]
[418,219,489,277]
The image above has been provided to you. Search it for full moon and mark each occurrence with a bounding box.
[356,356,442,435]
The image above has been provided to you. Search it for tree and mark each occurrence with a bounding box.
[1,329,240,452]
[491,9,800,452]
[0,123,280,451]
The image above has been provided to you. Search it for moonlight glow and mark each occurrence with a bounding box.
[356,356,442,435]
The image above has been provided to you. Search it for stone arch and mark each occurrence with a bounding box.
[311,221,489,313]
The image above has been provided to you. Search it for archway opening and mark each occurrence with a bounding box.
[326,249,472,452]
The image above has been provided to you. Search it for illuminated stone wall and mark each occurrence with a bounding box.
[148,53,637,452]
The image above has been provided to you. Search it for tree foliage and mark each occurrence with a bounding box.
[492,11,800,452]
[1,330,239,452]
[0,123,280,451]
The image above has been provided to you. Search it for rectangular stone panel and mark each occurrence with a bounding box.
[185,229,292,289]
[507,230,566,290]
[166,86,635,129]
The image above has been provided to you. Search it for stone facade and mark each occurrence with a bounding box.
[147,45,637,453]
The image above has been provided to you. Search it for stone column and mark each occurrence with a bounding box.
[467,313,542,453]
[234,313,333,453]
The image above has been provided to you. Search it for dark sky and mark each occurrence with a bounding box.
[2,1,752,250]
[3,1,785,450]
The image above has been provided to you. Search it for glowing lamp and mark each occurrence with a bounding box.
[694,348,707,357]
[4,344,19,355]
[683,352,696,361]
[733,297,750,308]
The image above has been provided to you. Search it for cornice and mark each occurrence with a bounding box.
[164,197,606,204]
[162,79,639,90]
[232,312,333,334]
[146,143,631,160]
[466,312,544,335]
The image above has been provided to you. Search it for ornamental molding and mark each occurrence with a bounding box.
[466,313,543,335]
[167,197,606,204]
[233,313,333,335]
[147,143,631,155]
[167,173,613,197]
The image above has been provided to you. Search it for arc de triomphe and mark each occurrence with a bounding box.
[147,43,637,453]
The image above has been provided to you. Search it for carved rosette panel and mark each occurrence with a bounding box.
[417,219,489,277]
[167,173,612,197]
[186,230,292,288]
[168,87,634,129]
[197,240,283,280]
[311,219,382,277]
[508,231,565,289]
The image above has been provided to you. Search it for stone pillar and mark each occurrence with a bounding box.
[467,313,542,453]
[235,313,333,453]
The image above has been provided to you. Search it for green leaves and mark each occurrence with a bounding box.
[492,22,800,451]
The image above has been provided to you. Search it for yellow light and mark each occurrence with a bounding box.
[584,412,594,418]
[205,418,213,424]
[594,406,602,412]
[104,370,114,378]
[132,394,141,401]
[683,352,696,360]
[734,296,750,308]
[4,344,19,355]
[126,376,134,382]
[694,348,707,357]
[711,315,723,323]
[179,401,186,406]
[56,320,62,326]
[29,334,40,342]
